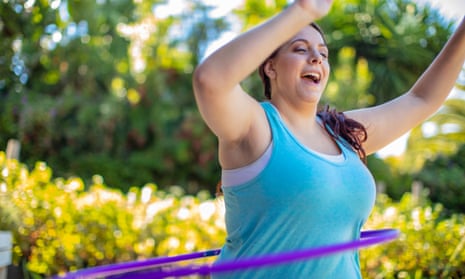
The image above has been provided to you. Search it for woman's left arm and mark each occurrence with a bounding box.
[347,17,465,155]
[410,17,465,107]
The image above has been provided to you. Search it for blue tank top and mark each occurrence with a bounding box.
[213,102,376,278]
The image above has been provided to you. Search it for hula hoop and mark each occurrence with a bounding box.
[57,228,399,279]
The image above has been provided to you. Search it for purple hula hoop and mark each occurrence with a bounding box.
[57,228,399,279]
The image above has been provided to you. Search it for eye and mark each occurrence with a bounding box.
[320,52,328,58]
[292,42,309,53]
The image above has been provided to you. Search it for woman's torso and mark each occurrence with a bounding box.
[214,102,376,279]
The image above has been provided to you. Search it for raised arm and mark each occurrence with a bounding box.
[347,17,465,155]
[192,1,333,144]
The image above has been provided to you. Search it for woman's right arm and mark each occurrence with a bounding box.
[192,1,332,143]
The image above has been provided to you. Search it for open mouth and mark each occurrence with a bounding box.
[302,72,321,84]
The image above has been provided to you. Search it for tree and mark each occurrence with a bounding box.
[398,62,465,171]
[415,143,465,214]
[0,0,227,193]
[402,96,465,171]
[321,0,455,105]
[0,0,457,194]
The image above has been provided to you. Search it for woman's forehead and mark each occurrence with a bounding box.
[288,26,326,46]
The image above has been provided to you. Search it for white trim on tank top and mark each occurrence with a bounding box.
[221,141,345,187]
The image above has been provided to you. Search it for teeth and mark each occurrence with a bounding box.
[310,73,320,80]
[304,73,320,81]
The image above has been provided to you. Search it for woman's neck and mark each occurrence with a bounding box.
[270,99,319,127]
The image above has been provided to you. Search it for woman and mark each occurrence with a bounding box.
[192,0,465,278]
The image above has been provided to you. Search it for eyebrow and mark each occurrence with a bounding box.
[289,38,327,48]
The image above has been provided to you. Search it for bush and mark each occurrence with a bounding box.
[1,152,464,278]
[415,144,465,215]
[361,193,465,278]
[0,152,226,277]
[367,155,414,200]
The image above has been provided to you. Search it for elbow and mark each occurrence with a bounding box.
[192,63,215,98]
[192,65,206,93]
[193,59,234,98]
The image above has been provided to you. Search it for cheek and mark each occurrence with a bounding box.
[276,54,300,70]
[280,58,299,71]
[276,63,299,82]
[324,63,331,80]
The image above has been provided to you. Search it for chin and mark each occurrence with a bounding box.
[301,91,323,103]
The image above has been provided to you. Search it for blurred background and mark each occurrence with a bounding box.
[1,0,465,278]
[0,0,464,194]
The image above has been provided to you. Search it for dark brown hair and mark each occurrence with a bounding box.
[317,105,367,163]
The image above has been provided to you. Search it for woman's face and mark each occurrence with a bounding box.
[265,25,330,104]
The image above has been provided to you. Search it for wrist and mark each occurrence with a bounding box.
[289,2,316,21]
[291,0,332,22]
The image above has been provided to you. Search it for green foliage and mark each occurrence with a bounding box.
[0,0,225,193]
[404,98,465,172]
[361,193,465,278]
[414,144,465,215]
[323,46,374,110]
[367,155,414,200]
[319,0,454,105]
[0,0,458,196]
[0,152,225,277]
[235,0,288,29]
[2,152,465,278]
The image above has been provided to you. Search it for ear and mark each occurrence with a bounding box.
[264,60,276,79]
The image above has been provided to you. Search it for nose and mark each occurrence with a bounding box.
[308,49,323,64]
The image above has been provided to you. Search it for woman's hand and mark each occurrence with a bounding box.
[295,0,334,20]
